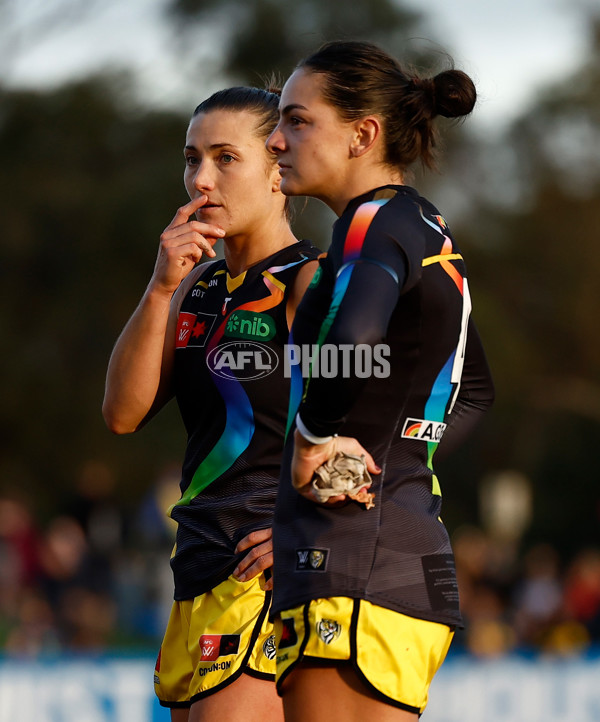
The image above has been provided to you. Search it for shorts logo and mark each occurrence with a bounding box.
[263,634,277,660]
[401,417,447,442]
[198,661,231,677]
[296,548,329,572]
[317,619,342,645]
[199,634,240,661]
[279,618,298,649]
[154,649,161,684]
[225,311,276,341]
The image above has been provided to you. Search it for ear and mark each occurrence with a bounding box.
[349,116,381,159]
[271,172,283,193]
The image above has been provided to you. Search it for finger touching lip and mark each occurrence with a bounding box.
[197,203,221,213]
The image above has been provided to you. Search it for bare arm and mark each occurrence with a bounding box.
[102,195,224,434]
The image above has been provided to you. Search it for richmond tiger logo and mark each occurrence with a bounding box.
[263,634,277,660]
[317,619,342,645]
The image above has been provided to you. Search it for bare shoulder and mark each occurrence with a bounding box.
[291,259,320,297]
[286,259,320,328]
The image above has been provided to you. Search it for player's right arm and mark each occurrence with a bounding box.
[102,195,225,434]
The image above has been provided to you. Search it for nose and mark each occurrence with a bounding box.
[266,123,286,155]
[192,160,216,193]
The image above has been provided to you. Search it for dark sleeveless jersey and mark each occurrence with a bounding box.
[169,239,319,600]
[272,187,494,627]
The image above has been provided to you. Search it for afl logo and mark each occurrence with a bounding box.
[206,341,279,381]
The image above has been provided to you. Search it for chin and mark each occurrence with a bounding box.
[280,176,307,198]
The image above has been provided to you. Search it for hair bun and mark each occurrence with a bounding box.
[408,77,437,119]
[432,69,477,119]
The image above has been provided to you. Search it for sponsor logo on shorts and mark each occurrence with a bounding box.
[317,619,342,645]
[154,649,161,684]
[278,618,298,649]
[401,417,447,442]
[198,660,232,677]
[263,634,277,661]
[206,341,279,380]
[296,548,329,572]
[199,634,240,661]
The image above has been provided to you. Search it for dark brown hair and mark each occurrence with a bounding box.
[298,40,477,170]
[192,85,291,217]
[192,85,282,140]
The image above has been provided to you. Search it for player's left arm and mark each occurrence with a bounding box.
[436,318,495,460]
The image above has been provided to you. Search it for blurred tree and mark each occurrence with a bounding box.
[166,0,423,81]
[0,76,190,517]
[0,0,104,79]
[440,16,600,555]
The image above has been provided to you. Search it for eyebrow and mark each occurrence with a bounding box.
[184,142,242,152]
[280,103,308,117]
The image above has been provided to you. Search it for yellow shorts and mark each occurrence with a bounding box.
[154,573,276,708]
[274,597,454,715]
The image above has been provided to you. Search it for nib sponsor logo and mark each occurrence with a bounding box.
[401,418,447,442]
[225,311,276,341]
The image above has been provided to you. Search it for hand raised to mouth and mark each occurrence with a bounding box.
[151,195,226,295]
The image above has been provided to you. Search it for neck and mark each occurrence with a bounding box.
[326,165,404,216]
[223,218,298,277]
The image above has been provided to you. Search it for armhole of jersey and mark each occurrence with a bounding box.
[173,260,220,315]
[283,253,317,303]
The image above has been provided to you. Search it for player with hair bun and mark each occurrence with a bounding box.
[267,40,494,720]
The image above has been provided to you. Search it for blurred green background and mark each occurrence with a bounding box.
[1,0,599,658]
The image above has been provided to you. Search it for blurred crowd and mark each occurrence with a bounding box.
[0,461,177,656]
[1,461,599,659]
[452,525,600,656]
